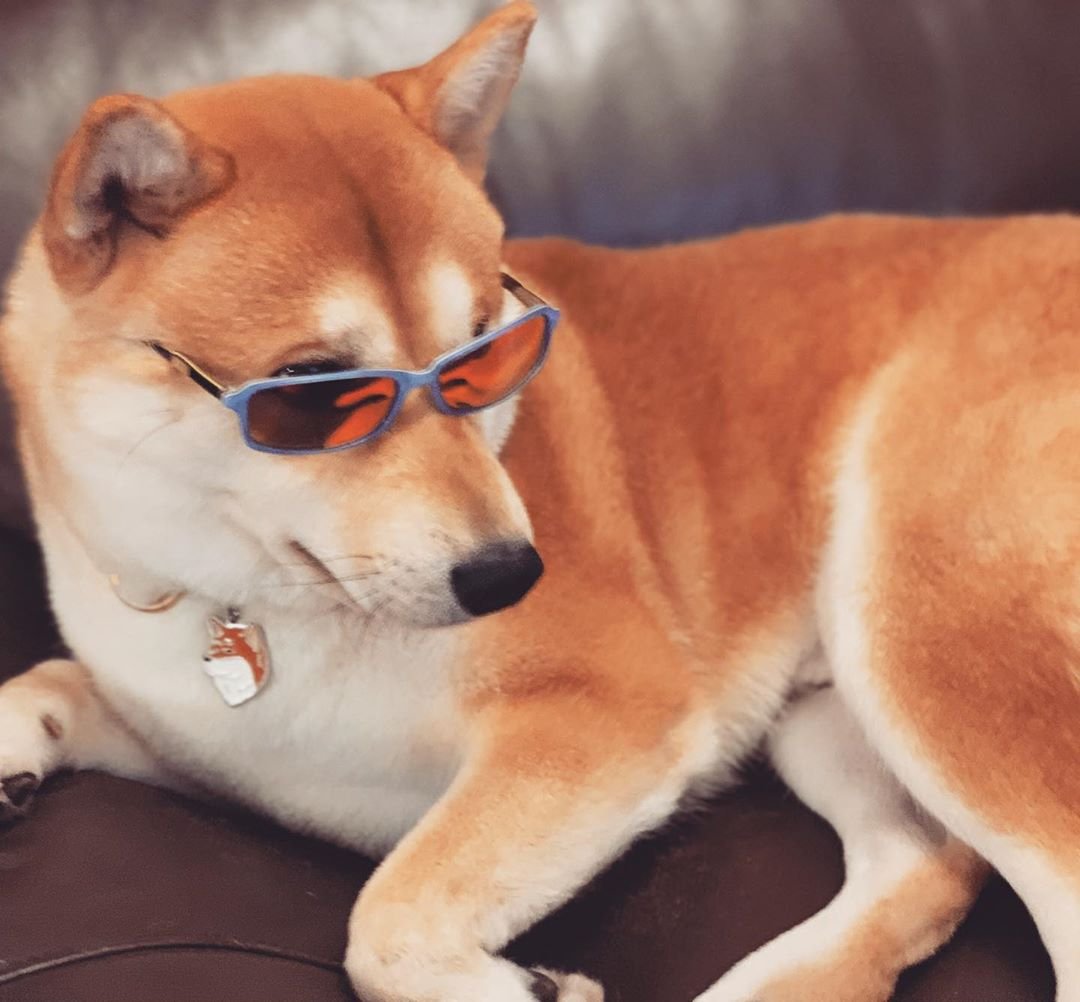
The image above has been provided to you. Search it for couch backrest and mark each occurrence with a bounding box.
[2,0,1080,529]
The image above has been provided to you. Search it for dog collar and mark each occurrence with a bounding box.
[107,573,185,613]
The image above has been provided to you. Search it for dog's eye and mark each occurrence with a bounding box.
[273,360,346,379]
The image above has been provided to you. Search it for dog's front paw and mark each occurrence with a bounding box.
[0,771,42,823]
[0,678,63,824]
[528,967,604,1002]
[346,946,524,1002]
[346,933,604,1002]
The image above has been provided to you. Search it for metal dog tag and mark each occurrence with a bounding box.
[203,608,271,708]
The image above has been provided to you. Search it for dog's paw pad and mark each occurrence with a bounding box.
[0,771,41,821]
[528,968,604,1002]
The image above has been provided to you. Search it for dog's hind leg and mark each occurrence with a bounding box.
[0,658,162,821]
[825,524,1080,1002]
[695,684,987,1002]
[819,366,1080,1001]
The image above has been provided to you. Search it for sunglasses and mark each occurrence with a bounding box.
[147,273,558,455]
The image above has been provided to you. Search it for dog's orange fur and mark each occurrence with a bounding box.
[4,2,1079,999]
[864,224,1080,869]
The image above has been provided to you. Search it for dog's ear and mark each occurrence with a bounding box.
[374,1,537,183]
[42,94,234,294]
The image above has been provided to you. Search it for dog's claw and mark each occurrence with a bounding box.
[0,771,41,819]
[529,970,560,1002]
[527,968,604,1001]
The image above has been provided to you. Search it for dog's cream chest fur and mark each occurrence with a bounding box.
[39,512,466,856]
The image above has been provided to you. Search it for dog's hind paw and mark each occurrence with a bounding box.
[529,968,604,1002]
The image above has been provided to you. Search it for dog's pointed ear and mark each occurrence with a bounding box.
[374,1,537,183]
[42,94,234,294]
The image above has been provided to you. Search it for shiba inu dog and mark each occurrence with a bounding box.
[1,2,1077,1000]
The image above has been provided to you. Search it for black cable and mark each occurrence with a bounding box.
[0,940,344,985]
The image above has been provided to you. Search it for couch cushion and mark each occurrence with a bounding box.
[0,766,1054,1002]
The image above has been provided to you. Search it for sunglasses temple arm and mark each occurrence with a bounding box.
[500,273,546,310]
[146,341,227,399]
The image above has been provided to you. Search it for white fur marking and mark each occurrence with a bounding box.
[425,260,476,351]
[314,281,396,363]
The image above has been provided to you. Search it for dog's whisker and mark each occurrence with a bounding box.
[264,569,384,590]
[275,553,379,569]
[117,415,181,470]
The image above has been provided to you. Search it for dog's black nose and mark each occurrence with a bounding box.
[451,541,544,617]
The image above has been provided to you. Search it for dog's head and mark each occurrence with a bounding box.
[5,2,546,627]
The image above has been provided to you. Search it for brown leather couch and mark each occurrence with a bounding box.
[2,2,1078,998]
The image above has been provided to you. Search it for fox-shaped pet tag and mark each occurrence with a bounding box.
[203,609,271,707]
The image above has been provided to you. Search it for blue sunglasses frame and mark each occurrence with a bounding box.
[147,273,559,455]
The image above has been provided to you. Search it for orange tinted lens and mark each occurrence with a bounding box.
[437,314,547,411]
[246,375,398,451]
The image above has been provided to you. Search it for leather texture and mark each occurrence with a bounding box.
[0,0,1074,997]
